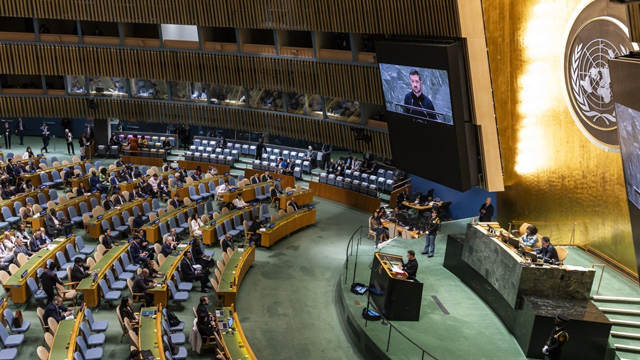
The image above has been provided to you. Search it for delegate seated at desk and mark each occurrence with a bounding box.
[71,257,92,282]
[233,194,248,209]
[402,250,418,281]
[43,296,74,324]
[132,269,156,307]
[519,224,539,248]
[536,236,559,262]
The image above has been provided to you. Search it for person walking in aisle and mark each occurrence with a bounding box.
[16,118,24,145]
[65,129,75,155]
[40,123,50,153]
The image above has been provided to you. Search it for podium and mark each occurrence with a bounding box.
[369,252,423,321]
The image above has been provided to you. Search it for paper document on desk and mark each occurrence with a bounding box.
[259,227,266,232]
[563,265,588,271]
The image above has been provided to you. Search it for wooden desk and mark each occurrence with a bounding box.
[48,306,84,360]
[29,191,101,230]
[169,175,227,200]
[69,175,90,190]
[220,181,272,203]
[309,181,380,213]
[402,201,443,219]
[0,155,45,169]
[177,160,230,176]
[84,197,152,238]
[244,169,295,190]
[120,171,173,193]
[147,244,191,307]
[2,235,75,303]
[200,205,258,245]
[20,160,89,186]
[382,220,426,239]
[123,155,165,167]
[218,306,257,360]
[138,306,165,360]
[277,189,314,210]
[77,244,131,307]
[218,246,256,307]
[258,208,316,248]
[142,203,198,243]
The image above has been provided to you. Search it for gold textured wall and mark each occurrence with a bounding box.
[483,0,635,271]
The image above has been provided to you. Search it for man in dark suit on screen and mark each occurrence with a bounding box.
[403,69,436,120]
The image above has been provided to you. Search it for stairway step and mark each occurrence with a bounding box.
[611,319,640,328]
[616,344,640,353]
[594,296,640,304]
[612,331,640,340]
[601,308,640,316]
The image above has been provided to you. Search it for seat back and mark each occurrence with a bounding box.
[40,172,49,183]
[113,216,123,228]
[56,251,69,266]
[102,220,112,231]
[66,243,77,258]
[167,280,178,297]
[68,206,79,219]
[189,186,197,197]
[27,277,40,293]
[76,336,88,355]
[79,202,90,215]
[113,261,126,276]
[557,246,568,262]
[1,207,11,220]
[38,193,47,205]
[106,269,117,286]
[199,183,207,194]
[99,279,110,295]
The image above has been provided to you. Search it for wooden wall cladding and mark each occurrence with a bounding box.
[629,4,640,43]
[0,95,392,157]
[0,0,460,37]
[0,43,384,105]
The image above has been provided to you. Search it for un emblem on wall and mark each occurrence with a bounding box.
[564,0,636,151]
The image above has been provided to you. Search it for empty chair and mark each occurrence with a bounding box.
[90,197,99,210]
[51,170,63,187]
[198,183,211,198]
[102,220,120,238]
[302,161,310,173]
[79,202,92,217]
[105,269,127,291]
[167,280,189,308]
[84,309,109,333]
[66,243,86,261]
[56,251,74,270]
[79,322,106,347]
[68,207,84,227]
[177,213,189,231]
[163,336,188,360]
[40,173,54,187]
[0,346,17,360]
[113,261,134,281]
[0,208,19,227]
[142,202,154,218]
[112,216,129,235]
[98,279,122,306]
[224,219,240,237]
[27,277,48,303]
[319,173,327,184]
[260,203,270,221]
[49,189,60,204]
[327,174,336,186]
[159,222,169,239]
[152,198,161,212]
[385,170,394,181]
[169,218,185,237]
[76,336,103,360]
[215,224,226,242]
[233,215,244,232]
[162,319,186,345]
[37,193,48,209]
[121,253,140,273]
[3,309,30,333]
[173,271,193,292]
[336,176,345,188]
[0,325,23,348]
[254,186,268,202]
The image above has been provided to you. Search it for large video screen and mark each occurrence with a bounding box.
[615,103,640,209]
[379,64,453,125]
[376,41,475,191]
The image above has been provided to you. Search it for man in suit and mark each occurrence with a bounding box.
[40,123,50,153]
[260,171,273,183]
[40,262,64,302]
[109,172,120,193]
[180,251,209,293]
[131,269,156,306]
[161,231,178,257]
[536,236,559,262]
[132,167,143,179]
[255,138,266,160]
[250,174,260,185]
[3,121,11,149]
[12,238,32,259]
[288,199,300,212]
[70,257,92,282]
[103,197,115,211]
[43,296,74,325]
[115,157,125,167]
[4,158,15,183]
[102,229,115,249]
[196,296,212,319]
[320,143,332,170]
[221,233,235,253]
[130,237,149,266]
[114,190,127,206]
[45,209,65,237]
[169,194,181,209]
[478,197,494,222]
[247,216,263,246]
[16,118,24,145]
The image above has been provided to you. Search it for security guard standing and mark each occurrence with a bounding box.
[543,314,569,360]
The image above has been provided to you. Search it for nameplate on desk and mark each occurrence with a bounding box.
[308,205,314,210]
[153,219,160,224]
[39,210,46,215]
[66,233,73,238]
[128,238,134,243]
[92,274,98,283]
[224,172,230,176]
[197,199,203,203]
[210,221,216,226]
[21,271,28,278]
[189,239,194,245]
[0,298,4,306]
[97,215,103,220]
[230,188,237,192]
[269,223,275,229]
[92,189,98,193]
[287,191,293,195]
[30,170,36,173]
[276,178,282,181]
[39,185,45,189]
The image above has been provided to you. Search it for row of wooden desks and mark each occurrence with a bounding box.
[0,155,46,169]
[220,181,273,203]
[169,174,228,200]
[141,202,199,243]
[218,246,256,307]
[2,235,76,303]
[148,243,192,307]
[177,160,230,176]
[218,307,257,360]
[48,305,85,360]
[309,181,380,213]
[77,243,131,307]
[84,197,152,238]
[277,189,314,210]
[258,207,317,248]
[200,205,258,245]
[29,191,101,230]
[0,186,50,220]
[138,306,166,360]
[20,160,89,187]
[120,171,173,194]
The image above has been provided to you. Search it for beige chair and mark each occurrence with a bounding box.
[47,318,58,335]
[37,307,49,333]
[66,192,75,200]
[127,278,144,304]
[212,212,220,220]
[146,169,154,176]
[52,161,61,167]
[34,204,43,214]
[58,195,68,204]
[201,214,210,223]
[287,205,295,214]
[128,329,139,349]
[279,209,286,217]
[86,257,96,269]
[154,243,162,255]
[270,214,277,222]
[215,268,222,285]
[56,283,77,305]
[204,173,213,179]
[157,209,165,217]
[44,332,54,349]
[367,217,376,239]
[82,214,92,229]
[221,207,229,215]
[39,163,47,170]
[92,207,103,218]
[296,184,303,192]
[210,277,219,292]
[72,156,81,163]
[94,249,104,262]
[116,305,128,342]
[47,201,56,209]
[183,198,192,205]
[37,346,49,360]
[557,246,568,262]
[65,266,80,289]
[185,177,194,184]
[285,187,293,192]
[62,160,70,165]
[108,164,116,170]
[166,205,175,213]
[8,263,19,275]
[158,254,166,267]
[149,213,158,222]
[222,252,229,265]
[122,190,130,200]
[16,253,29,267]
